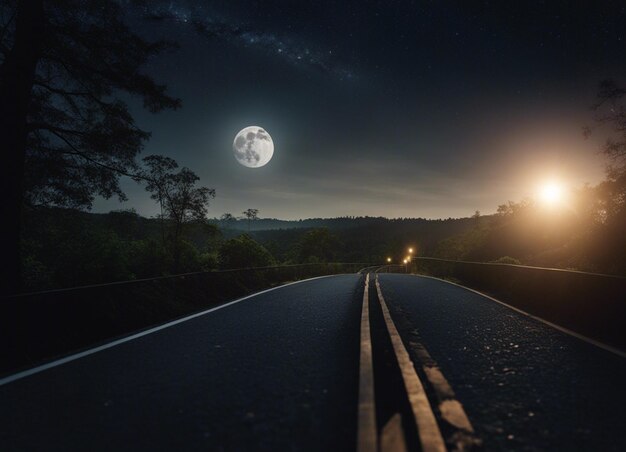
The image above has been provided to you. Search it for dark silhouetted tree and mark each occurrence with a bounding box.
[220,212,237,229]
[142,157,215,272]
[586,80,626,216]
[585,78,626,272]
[590,80,626,167]
[242,208,259,232]
[141,155,178,244]
[0,0,180,293]
[166,169,215,257]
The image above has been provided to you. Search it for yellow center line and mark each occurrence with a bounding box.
[358,273,377,452]
[413,342,476,435]
[375,275,447,452]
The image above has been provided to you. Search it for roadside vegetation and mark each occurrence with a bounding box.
[433,78,626,275]
[433,183,625,275]
[3,3,624,293]
[19,208,475,291]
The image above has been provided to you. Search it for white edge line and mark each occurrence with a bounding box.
[0,274,348,387]
[404,273,626,359]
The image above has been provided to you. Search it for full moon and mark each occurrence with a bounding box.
[232,126,274,168]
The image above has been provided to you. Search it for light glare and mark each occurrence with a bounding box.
[538,181,564,206]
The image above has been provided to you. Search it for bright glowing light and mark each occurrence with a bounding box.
[538,181,565,205]
[408,247,413,254]
[403,259,407,264]
[387,257,392,263]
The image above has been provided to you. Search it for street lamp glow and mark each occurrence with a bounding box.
[387,257,392,263]
[403,259,407,264]
[408,247,413,254]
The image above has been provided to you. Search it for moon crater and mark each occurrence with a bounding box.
[233,126,274,168]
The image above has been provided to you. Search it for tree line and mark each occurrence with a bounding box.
[2,2,624,293]
[20,207,339,291]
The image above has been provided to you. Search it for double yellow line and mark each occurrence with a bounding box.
[357,273,477,452]
[358,274,378,452]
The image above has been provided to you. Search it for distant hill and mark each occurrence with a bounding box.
[245,216,483,262]
[210,215,479,232]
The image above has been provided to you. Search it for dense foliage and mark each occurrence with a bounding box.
[20,209,478,291]
[21,208,220,290]
[20,172,626,292]
[0,0,180,293]
[218,235,275,270]
[433,185,625,274]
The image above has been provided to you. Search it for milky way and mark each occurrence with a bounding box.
[138,1,356,81]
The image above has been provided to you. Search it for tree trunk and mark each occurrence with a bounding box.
[0,0,45,295]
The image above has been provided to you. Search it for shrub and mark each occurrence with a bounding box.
[218,234,275,269]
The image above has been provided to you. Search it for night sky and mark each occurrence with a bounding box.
[95,0,626,219]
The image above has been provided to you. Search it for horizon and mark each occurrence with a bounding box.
[66,205,487,223]
[89,1,617,219]
[92,164,607,221]
[94,174,600,221]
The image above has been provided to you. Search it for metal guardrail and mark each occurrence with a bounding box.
[410,257,626,351]
[6,262,373,299]
[0,262,371,376]
[413,256,626,280]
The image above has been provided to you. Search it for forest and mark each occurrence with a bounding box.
[19,208,479,291]
[21,167,626,292]
[2,1,624,294]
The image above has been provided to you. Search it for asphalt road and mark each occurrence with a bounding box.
[0,274,364,452]
[377,273,626,451]
[2,272,625,451]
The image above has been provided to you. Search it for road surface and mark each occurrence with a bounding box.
[1,273,625,451]
[376,273,626,451]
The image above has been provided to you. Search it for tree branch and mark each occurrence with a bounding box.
[33,81,90,97]
[48,129,150,182]
[27,122,87,135]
